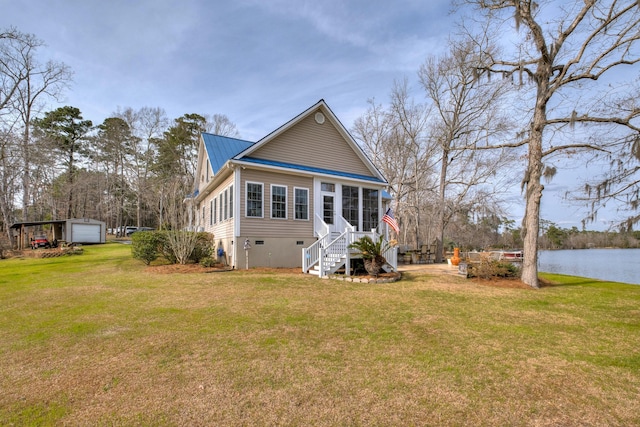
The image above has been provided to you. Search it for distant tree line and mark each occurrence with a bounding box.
[538,222,640,250]
[352,1,640,287]
[3,0,640,290]
[0,27,238,247]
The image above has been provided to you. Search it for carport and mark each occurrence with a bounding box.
[10,218,106,250]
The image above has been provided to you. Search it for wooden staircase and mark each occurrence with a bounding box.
[303,229,397,278]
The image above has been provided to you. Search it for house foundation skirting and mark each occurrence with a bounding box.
[236,236,312,269]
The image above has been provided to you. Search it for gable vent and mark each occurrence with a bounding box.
[314,112,325,124]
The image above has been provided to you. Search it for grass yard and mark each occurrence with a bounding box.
[1,243,639,426]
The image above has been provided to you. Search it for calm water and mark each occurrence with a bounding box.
[538,248,640,285]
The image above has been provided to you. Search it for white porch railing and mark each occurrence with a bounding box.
[302,232,331,274]
[337,216,356,233]
[303,221,398,277]
[314,213,330,238]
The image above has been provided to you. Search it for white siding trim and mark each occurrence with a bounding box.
[234,170,241,238]
[232,160,382,186]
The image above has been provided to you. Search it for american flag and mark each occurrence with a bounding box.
[382,208,400,234]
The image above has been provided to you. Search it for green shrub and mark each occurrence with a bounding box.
[200,256,215,267]
[131,231,160,265]
[148,230,213,265]
[467,260,521,279]
[153,231,177,264]
[189,232,214,263]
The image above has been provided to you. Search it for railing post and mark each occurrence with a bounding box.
[302,247,306,273]
[345,233,351,277]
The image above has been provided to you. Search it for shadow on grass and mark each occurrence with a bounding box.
[539,273,634,288]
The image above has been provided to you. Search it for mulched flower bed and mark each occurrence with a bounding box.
[327,271,401,283]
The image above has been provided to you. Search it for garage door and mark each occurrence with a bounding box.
[71,223,101,243]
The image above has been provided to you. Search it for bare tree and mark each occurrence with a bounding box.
[571,105,640,231]
[116,106,169,228]
[204,113,240,137]
[92,117,136,232]
[0,129,20,242]
[0,27,26,113]
[0,27,72,221]
[419,37,515,261]
[463,0,640,288]
[352,93,436,249]
[388,80,438,248]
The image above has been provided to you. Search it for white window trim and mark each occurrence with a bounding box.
[271,184,288,220]
[294,187,309,221]
[245,181,264,218]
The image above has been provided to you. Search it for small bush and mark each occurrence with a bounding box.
[467,260,521,279]
[131,231,160,265]
[134,230,214,265]
[154,231,177,264]
[189,232,214,264]
[200,257,215,267]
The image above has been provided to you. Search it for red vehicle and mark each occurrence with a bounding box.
[30,235,52,249]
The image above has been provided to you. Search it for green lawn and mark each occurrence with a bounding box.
[1,243,639,426]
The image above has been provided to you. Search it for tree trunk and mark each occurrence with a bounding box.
[521,90,548,289]
[521,157,543,289]
[435,148,449,263]
[21,123,31,221]
[67,149,74,218]
[364,255,385,277]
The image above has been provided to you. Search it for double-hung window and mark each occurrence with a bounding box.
[223,188,228,221]
[219,193,223,222]
[246,182,263,217]
[294,187,309,220]
[271,185,287,219]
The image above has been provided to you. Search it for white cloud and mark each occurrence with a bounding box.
[1,0,633,230]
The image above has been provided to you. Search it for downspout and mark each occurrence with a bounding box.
[231,161,239,269]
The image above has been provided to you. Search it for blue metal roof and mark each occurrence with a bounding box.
[240,157,386,183]
[202,133,254,174]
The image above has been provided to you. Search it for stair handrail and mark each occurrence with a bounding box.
[317,230,349,277]
[303,224,398,276]
[314,213,330,238]
[337,216,356,233]
[302,232,331,273]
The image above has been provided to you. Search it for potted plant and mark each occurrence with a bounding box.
[348,235,396,277]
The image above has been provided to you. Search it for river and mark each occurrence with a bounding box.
[538,248,640,285]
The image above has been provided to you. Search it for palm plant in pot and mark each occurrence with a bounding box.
[348,235,396,277]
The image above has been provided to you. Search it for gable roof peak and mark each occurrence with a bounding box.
[230,99,385,183]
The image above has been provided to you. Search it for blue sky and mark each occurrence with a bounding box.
[1,0,625,230]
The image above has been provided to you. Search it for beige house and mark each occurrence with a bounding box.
[190,100,396,275]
